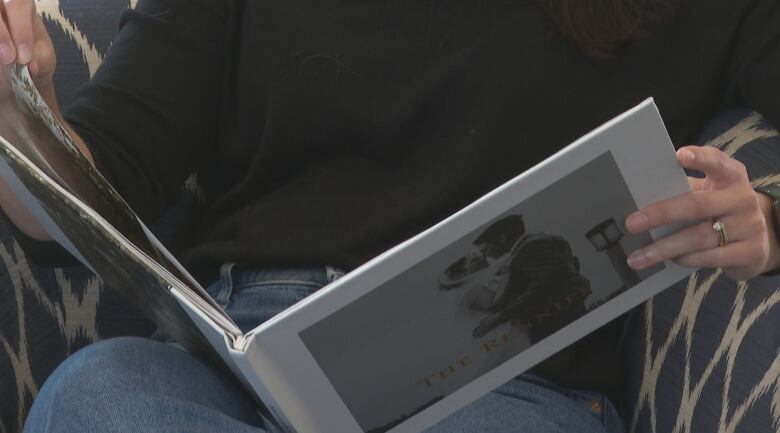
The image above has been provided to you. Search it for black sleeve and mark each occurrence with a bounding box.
[729,0,780,129]
[727,0,780,274]
[62,0,233,221]
[14,0,233,267]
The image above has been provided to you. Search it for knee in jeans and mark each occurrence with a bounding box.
[57,336,163,379]
[24,337,168,432]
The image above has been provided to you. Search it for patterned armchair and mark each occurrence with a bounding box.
[624,112,780,433]
[0,1,778,432]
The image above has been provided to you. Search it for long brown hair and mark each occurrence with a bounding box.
[533,0,680,58]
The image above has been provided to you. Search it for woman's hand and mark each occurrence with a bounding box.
[0,0,56,92]
[624,145,780,281]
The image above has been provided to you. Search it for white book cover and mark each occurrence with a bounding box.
[0,64,693,433]
[175,99,694,433]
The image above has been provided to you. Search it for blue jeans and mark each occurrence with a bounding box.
[24,266,625,433]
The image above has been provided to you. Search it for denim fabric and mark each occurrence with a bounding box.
[24,266,625,433]
[206,264,331,333]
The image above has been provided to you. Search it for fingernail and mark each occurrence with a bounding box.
[626,212,649,232]
[679,149,696,164]
[628,250,649,269]
[16,43,31,64]
[0,43,13,65]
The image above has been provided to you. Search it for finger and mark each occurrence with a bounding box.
[625,187,754,233]
[627,217,756,270]
[3,0,36,64]
[674,240,766,276]
[0,9,15,64]
[688,176,708,192]
[677,146,747,187]
[28,18,54,79]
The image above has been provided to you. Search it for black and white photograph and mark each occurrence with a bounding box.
[300,151,663,433]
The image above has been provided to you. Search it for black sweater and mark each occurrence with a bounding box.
[20,0,780,403]
[60,0,780,277]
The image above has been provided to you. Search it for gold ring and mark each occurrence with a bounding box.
[712,220,728,248]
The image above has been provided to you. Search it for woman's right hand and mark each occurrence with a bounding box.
[0,0,57,95]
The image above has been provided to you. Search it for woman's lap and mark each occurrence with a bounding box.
[23,266,625,433]
[428,375,624,433]
[22,337,270,433]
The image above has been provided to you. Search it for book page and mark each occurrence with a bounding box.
[0,65,241,350]
[0,65,212,301]
[0,137,234,358]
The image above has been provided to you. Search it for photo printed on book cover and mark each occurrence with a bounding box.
[299,151,664,433]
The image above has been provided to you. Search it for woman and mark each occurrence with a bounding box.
[0,0,778,432]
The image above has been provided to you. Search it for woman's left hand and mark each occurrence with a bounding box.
[624,145,780,281]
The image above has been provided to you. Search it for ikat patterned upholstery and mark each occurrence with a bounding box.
[0,1,778,432]
[623,111,780,433]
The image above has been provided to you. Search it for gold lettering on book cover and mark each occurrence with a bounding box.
[415,283,594,391]
[416,355,473,388]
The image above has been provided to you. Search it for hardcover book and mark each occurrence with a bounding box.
[0,65,693,433]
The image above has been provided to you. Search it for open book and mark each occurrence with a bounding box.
[0,65,694,433]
